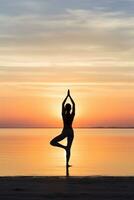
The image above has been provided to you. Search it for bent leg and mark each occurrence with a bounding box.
[50,133,66,150]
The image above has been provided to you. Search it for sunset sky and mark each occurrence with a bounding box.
[0,0,134,127]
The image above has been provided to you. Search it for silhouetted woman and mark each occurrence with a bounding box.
[50,89,75,167]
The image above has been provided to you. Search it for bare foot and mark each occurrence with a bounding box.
[66,164,72,167]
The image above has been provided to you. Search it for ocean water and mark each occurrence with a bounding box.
[0,128,134,176]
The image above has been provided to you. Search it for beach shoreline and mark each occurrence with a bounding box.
[0,176,134,200]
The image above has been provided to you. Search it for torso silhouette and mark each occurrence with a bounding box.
[62,112,74,129]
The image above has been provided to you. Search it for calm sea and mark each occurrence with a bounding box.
[0,128,134,176]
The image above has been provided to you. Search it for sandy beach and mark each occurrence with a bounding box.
[0,176,133,200]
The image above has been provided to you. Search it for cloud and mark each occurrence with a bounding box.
[0,64,134,85]
[0,2,134,97]
[0,8,134,53]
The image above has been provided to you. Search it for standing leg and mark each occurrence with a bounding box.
[66,133,74,166]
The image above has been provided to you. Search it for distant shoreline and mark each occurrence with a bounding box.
[0,127,134,129]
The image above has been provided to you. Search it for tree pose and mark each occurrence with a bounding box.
[50,89,75,167]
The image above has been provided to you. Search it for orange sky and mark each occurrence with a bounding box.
[0,0,134,127]
[1,82,134,127]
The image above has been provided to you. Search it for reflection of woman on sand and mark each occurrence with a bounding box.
[50,89,75,167]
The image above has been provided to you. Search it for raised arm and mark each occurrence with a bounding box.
[68,90,75,116]
[62,92,68,115]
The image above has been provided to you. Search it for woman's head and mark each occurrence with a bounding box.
[65,103,71,112]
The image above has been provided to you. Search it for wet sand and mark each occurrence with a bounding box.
[0,176,134,200]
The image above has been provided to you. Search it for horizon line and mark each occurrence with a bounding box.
[0,126,134,129]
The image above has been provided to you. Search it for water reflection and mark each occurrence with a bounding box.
[0,128,134,176]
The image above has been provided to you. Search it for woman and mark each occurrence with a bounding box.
[50,89,75,167]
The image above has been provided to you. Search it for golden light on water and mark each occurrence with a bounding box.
[0,128,134,176]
